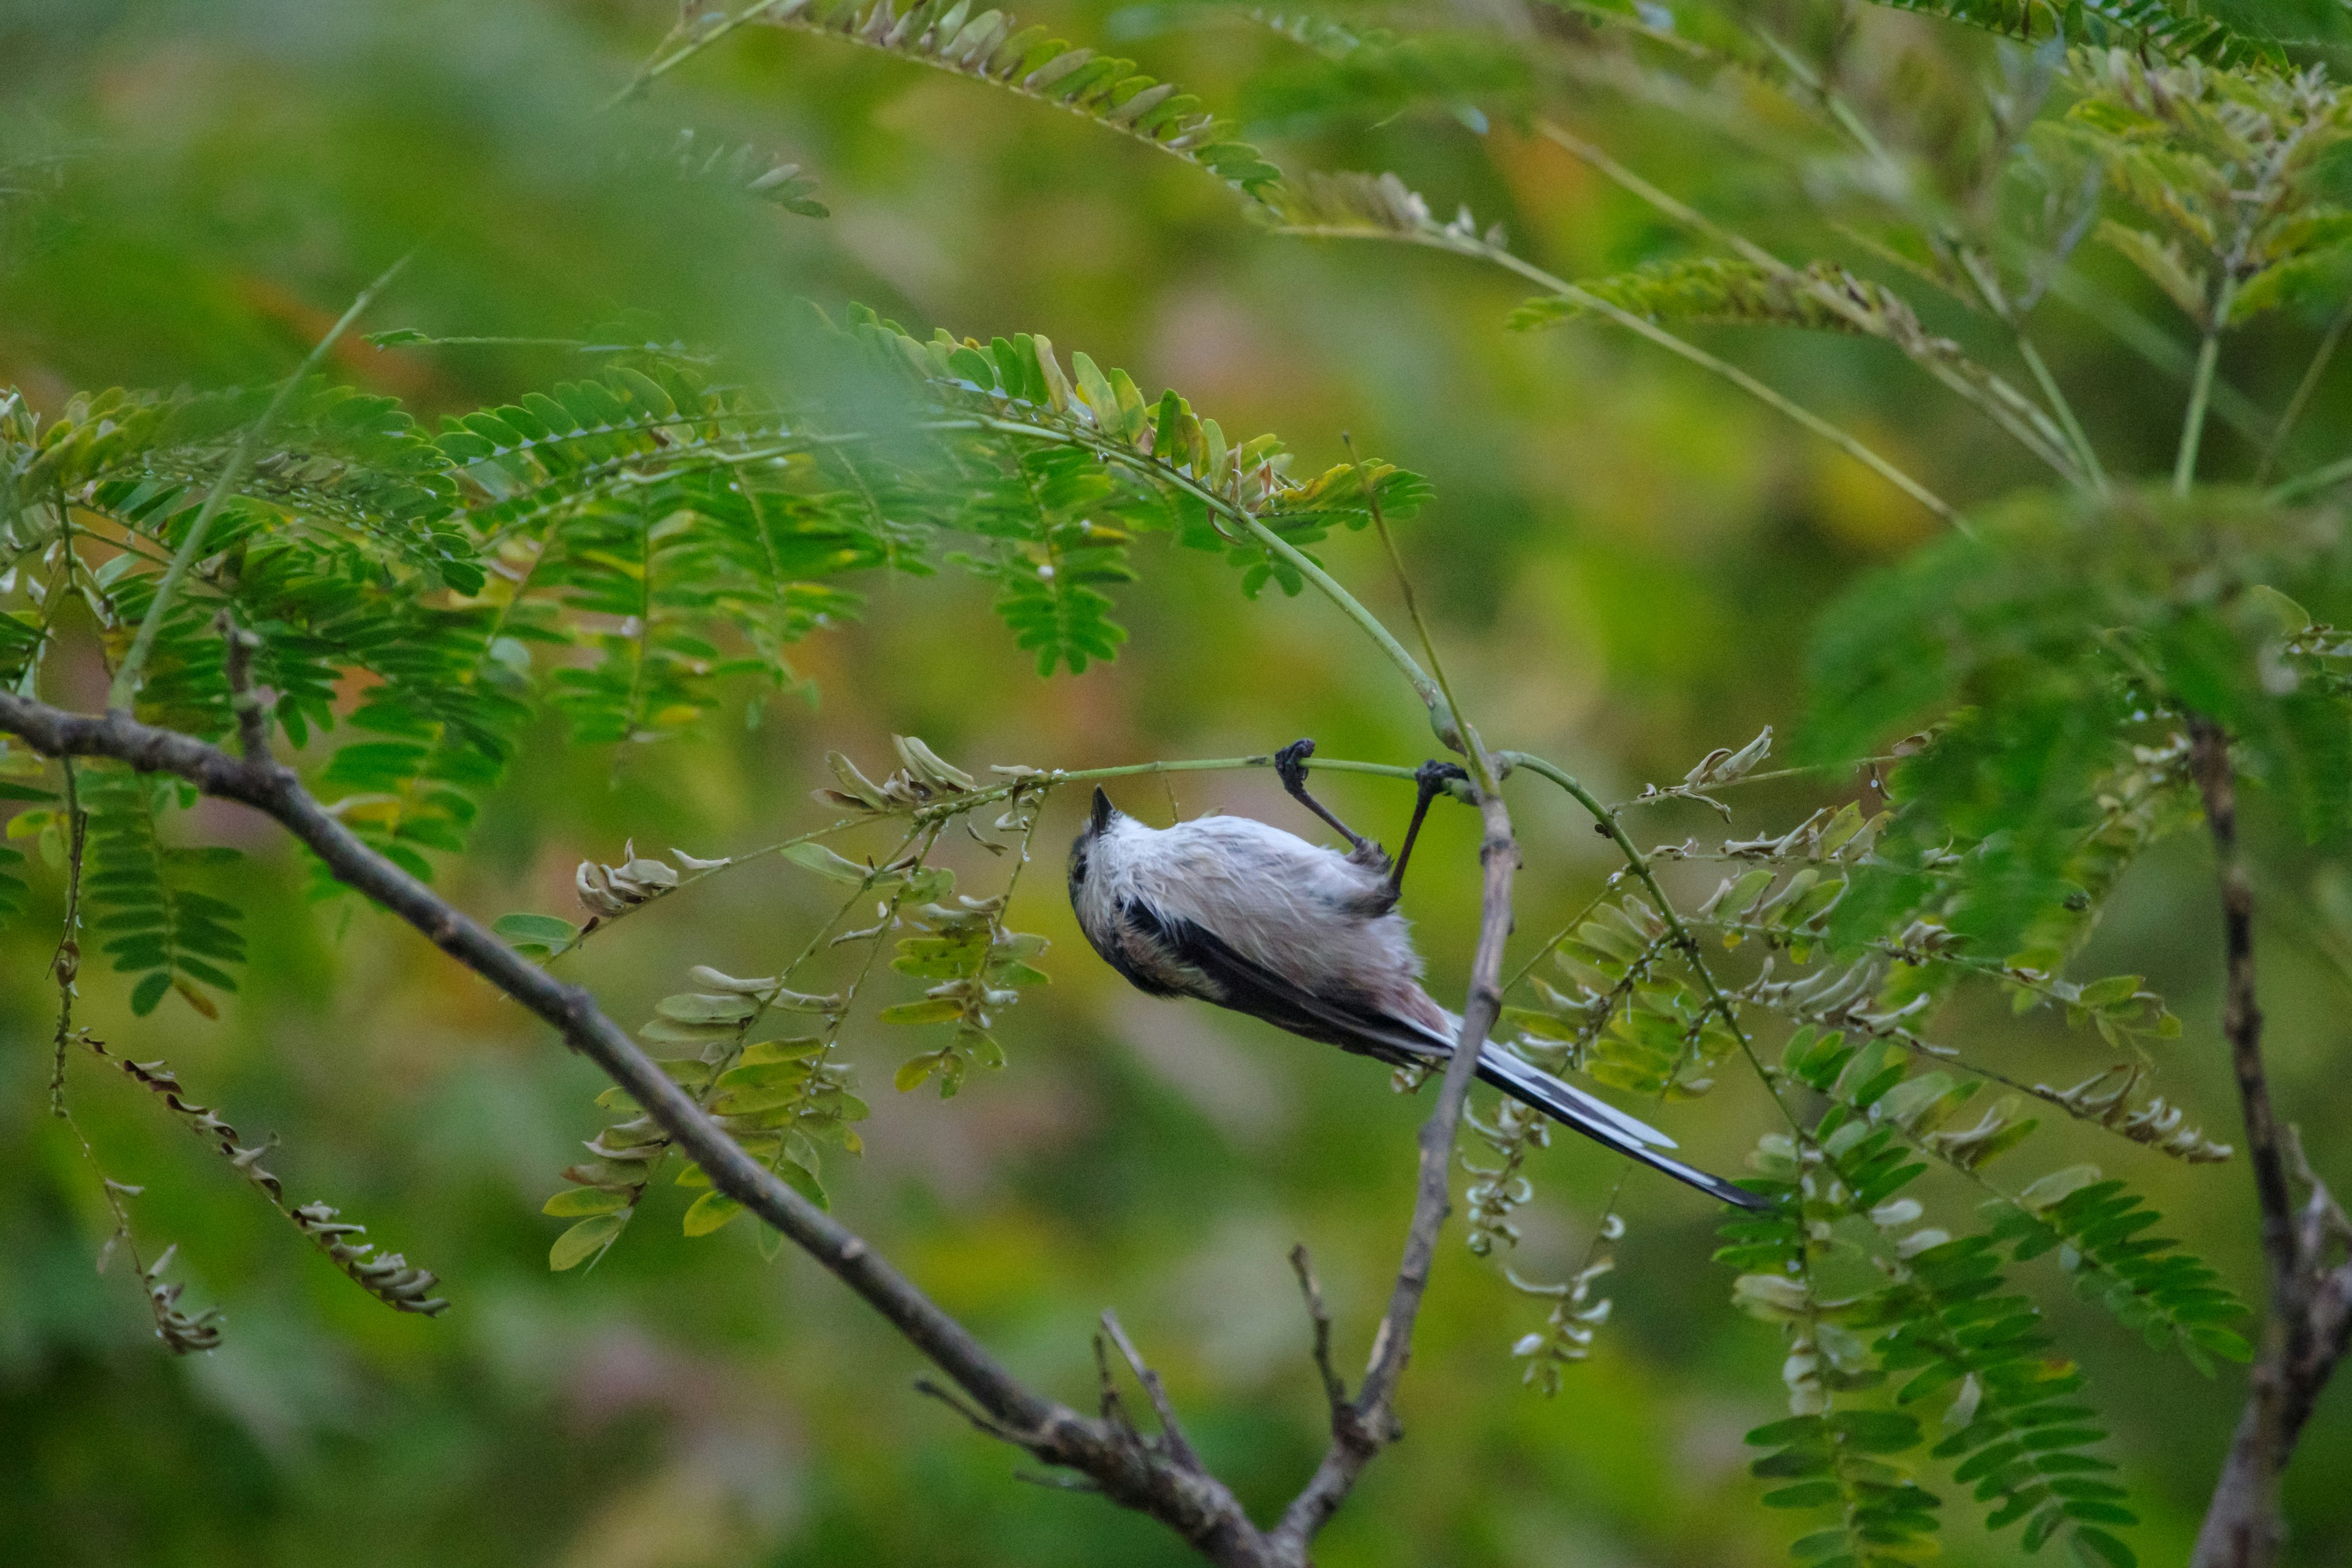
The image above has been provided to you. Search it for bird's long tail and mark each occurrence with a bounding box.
[1472,1045,1770,1211]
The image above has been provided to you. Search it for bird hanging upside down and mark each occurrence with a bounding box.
[1069,738,1767,1210]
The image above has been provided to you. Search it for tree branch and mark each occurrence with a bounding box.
[2188,714,2352,1568]
[0,687,1280,1561]
[0,685,1532,1567]
[1268,773,1516,1556]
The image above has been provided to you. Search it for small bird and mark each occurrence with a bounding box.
[1069,739,1766,1210]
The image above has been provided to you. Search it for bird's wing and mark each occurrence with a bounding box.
[1120,898,1446,1068]
[1120,896,1768,1212]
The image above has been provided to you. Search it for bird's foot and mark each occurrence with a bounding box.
[1415,759,1469,800]
[1273,737,1317,793]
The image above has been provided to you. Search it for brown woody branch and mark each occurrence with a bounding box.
[0,684,1512,1568]
[1268,782,1517,1558]
[2188,715,2352,1568]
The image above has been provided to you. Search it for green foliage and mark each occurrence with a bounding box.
[1503,891,1746,1098]
[12,381,476,587]
[548,960,856,1268]
[1741,1410,1946,1568]
[842,305,1432,631]
[749,0,1284,197]
[80,768,245,1017]
[1504,1206,1624,1395]
[949,445,1142,675]
[1989,1167,2255,1368]
[1805,489,2352,959]
[2062,53,2352,326]
[2029,1063,2233,1161]
[1765,1026,2250,1379]
[1243,10,1534,133]
[884,892,1049,1097]
[1860,0,2278,69]
[625,126,829,217]
[1726,1038,2152,1567]
[6,2,2336,1556]
[1268,167,1507,255]
[0,602,40,687]
[310,597,532,883]
[1513,257,1933,338]
[491,911,579,959]
[1517,256,2079,477]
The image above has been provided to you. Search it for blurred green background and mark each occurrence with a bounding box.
[5,1,2351,1563]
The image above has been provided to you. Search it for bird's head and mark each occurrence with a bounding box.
[1068,786,1122,891]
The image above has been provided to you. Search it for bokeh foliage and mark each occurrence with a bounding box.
[10,0,2352,1566]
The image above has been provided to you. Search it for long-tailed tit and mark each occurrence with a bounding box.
[1069,739,1765,1210]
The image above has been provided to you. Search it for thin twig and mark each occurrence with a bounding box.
[1343,431,1483,780]
[1102,1310,1205,1473]
[2176,281,2237,497]
[2016,335,2109,496]
[1287,1245,1348,1418]
[2043,267,2272,445]
[605,1,793,108]
[217,611,270,764]
[1014,1468,1106,1493]
[46,755,83,1117]
[84,1031,450,1314]
[62,1121,222,1354]
[1235,513,1458,748]
[1499,750,1802,1134]
[914,1378,1025,1446]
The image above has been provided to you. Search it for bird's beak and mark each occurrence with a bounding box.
[1089,786,1115,834]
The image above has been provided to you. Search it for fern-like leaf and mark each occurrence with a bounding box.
[1989,1169,2254,1369]
[883,892,1049,1095]
[747,0,1283,197]
[1516,257,2079,475]
[1862,0,2278,69]
[17,382,475,588]
[81,769,246,1017]
[1512,257,1915,336]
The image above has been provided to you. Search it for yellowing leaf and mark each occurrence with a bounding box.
[682,1190,747,1236]
[549,1212,627,1271]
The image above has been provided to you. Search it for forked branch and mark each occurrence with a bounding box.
[0,680,1513,1568]
[1270,773,1517,1553]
